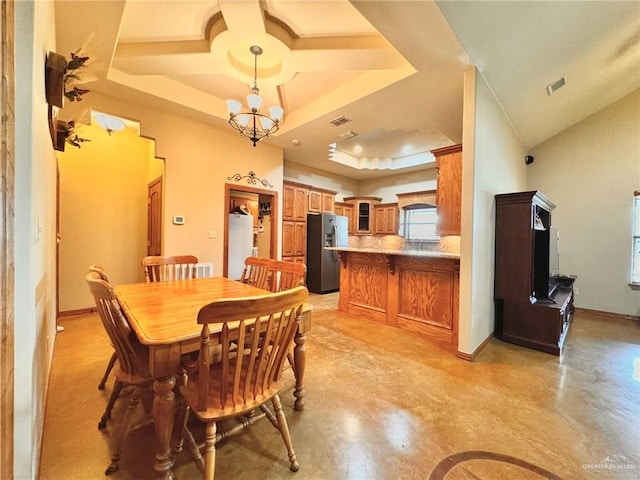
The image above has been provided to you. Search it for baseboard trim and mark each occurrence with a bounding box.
[574,307,639,322]
[457,333,494,362]
[58,307,95,317]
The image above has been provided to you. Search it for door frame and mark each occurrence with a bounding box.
[223,184,278,278]
[0,0,15,477]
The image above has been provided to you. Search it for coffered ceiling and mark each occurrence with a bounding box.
[55,1,640,180]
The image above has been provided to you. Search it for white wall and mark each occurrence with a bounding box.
[14,1,58,477]
[458,68,527,355]
[360,168,438,203]
[528,89,640,316]
[283,160,359,199]
[284,159,439,203]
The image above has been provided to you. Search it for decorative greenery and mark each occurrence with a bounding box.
[63,48,95,102]
[62,120,91,148]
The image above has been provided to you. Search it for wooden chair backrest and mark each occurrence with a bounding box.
[89,263,109,282]
[239,256,272,290]
[142,255,199,282]
[267,260,306,292]
[194,286,308,413]
[85,271,146,376]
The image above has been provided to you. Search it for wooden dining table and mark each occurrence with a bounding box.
[115,276,312,480]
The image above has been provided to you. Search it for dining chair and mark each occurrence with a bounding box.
[265,260,307,371]
[89,264,120,392]
[86,271,155,475]
[142,255,199,282]
[179,286,309,479]
[267,259,307,292]
[239,256,272,290]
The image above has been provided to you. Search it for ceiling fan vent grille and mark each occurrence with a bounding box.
[329,116,352,127]
[546,76,566,95]
[338,131,358,140]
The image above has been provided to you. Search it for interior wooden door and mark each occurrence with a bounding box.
[147,177,163,255]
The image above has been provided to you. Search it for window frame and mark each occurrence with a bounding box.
[631,191,640,289]
[399,205,439,241]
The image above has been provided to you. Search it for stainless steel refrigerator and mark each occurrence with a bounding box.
[306,213,348,293]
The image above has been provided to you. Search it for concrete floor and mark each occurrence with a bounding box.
[40,292,640,480]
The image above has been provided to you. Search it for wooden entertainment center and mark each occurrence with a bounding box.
[494,191,575,355]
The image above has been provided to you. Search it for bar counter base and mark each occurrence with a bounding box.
[337,251,459,346]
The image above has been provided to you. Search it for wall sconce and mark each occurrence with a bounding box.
[94,113,126,135]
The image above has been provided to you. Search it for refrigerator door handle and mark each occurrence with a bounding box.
[331,223,338,261]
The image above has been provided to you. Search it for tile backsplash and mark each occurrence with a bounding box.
[348,235,460,254]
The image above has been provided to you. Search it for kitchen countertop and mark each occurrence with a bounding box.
[325,246,460,260]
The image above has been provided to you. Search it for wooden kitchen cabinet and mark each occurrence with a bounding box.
[344,196,381,234]
[337,251,459,344]
[308,189,335,213]
[230,196,259,228]
[334,202,355,234]
[308,190,322,213]
[374,203,398,235]
[322,192,335,213]
[283,181,337,262]
[283,183,307,221]
[432,144,462,235]
[282,220,306,260]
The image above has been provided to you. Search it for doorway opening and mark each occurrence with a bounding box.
[223,183,278,278]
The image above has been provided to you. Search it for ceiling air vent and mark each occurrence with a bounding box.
[546,75,566,96]
[338,130,358,140]
[329,115,351,127]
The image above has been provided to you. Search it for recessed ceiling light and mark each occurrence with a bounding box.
[94,113,126,135]
[291,139,300,146]
[402,144,413,154]
[353,145,363,154]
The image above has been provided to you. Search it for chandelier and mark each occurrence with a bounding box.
[226,45,284,147]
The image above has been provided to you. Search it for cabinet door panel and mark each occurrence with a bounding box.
[322,193,335,213]
[294,222,306,256]
[433,144,462,235]
[282,221,295,257]
[308,190,321,213]
[283,185,294,220]
[293,187,307,221]
[343,206,355,234]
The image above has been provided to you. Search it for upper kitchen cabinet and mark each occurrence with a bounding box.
[230,195,259,228]
[283,182,307,221]
[334,202,355,234]
[308,188,336,214]
[432,144,462,236]
[374,203,399,235]
[344,196,382,235]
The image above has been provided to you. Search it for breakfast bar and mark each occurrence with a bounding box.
[327,247,460,345]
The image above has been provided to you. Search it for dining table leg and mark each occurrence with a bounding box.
[152,375,176,480]
[292,329,306,411]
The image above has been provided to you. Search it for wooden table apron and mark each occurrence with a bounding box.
[115,276,312,480]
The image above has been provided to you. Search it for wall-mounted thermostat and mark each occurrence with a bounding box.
[173,215,185,225]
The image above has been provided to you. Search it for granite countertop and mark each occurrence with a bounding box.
[325,246,460,260]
